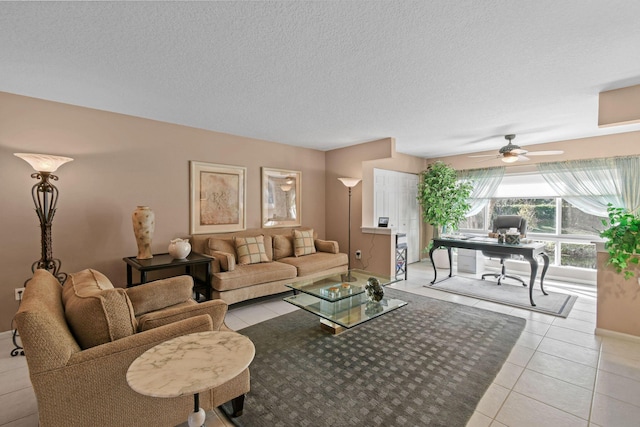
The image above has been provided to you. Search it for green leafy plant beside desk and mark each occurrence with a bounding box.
[600,204,640,279]
[417,161,473,239]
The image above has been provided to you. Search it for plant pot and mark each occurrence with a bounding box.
[430,248,450,269]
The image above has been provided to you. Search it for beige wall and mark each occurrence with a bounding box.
[0,92,326,332]
[597,252,640,336]
[325,139,427,277]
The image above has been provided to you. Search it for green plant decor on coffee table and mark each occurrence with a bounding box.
[600,204,640,279]
[417,161,473,239]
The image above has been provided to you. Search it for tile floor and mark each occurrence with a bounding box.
[2,262,640,426]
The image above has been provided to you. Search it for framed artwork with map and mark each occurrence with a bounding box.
[190,161,246,234]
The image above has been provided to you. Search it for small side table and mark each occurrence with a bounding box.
[127,331,255,427]
[123,252,212,300]
[395,233,408,280]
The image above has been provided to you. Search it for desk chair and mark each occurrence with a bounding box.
[481,215,527,286]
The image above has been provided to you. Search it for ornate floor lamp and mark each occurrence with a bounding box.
[338,177,361,281]
[11,153,73,356]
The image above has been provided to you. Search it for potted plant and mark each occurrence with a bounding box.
[417,161,473,266]
[600,204,640,279]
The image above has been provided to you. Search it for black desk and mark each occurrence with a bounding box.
[429,237,549,306]
[123,252,212,300]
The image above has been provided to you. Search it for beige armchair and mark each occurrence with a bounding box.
[15,269,250,427]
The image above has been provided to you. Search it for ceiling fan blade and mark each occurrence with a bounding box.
[526,150,564,156]
[517,155,530,161]
[511,148,528,155]
[468,154,499,158]
[475,157,500,163]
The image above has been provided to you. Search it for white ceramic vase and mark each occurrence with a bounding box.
[168,238,191,259]
[132,206,155,259]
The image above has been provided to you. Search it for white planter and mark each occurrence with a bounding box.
[168,238,191,259]
[430,248,450,269]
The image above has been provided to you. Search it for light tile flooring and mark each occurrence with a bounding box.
[2,262,640,426]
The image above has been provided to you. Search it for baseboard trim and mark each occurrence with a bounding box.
[595,327,640,343]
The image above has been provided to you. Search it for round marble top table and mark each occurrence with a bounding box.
[127,331,255,427]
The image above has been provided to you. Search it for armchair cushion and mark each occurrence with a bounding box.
[293,229,316,257]
[125,275,194,317]
[137,299,228,332]
[63,269,137,350]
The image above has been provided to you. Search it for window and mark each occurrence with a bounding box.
[459,209,484,230]
[491,198,556,234]
[561,200,604,236]
[459,172,606,270]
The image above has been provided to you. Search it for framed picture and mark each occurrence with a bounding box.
[261,167,302,228]
[190,161,246,234]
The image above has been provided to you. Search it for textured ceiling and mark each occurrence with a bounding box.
[2,1,640,158]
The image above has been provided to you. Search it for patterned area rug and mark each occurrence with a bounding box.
[431,276,577,318]
[222,288,525,427]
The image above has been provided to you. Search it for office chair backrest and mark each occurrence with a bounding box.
[492,215,527,237]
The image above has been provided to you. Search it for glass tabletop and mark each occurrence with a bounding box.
[284,292,407,330]
[284,269,406,330]
[285,269,395,302]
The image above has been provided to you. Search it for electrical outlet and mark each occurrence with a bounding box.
[15,287,25,301]
[355,250,362,260]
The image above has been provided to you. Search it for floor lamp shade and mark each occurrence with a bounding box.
[338,177,361,281]
[338,177,361,188]
[14,153,73,172]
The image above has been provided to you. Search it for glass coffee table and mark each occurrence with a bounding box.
[284,269,407,334]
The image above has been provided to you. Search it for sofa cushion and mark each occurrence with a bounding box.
[315,239,339,254]
[206,238,237,258]
[212,262,297,291]
[273,234,294,260]
[278,252,349,277]
[62,269,137,349]
[235,235,270,265]
[293,229,316,257]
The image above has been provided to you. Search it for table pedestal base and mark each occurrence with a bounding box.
[320,318,346,335]
[188,393,206,427]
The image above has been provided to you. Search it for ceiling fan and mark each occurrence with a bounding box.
[469,134,564,163]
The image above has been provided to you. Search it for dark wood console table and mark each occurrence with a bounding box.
[429,237,549,306]
[123,252,212,300]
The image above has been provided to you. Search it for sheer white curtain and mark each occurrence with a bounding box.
[458,167,505,217]
[537,156,640,216]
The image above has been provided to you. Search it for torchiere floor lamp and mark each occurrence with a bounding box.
[338,177,361,282]
[11,153,73,357]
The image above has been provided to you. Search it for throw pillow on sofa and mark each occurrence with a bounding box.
[235,235,270,265]
[273,234,294,260]
[62,269,137,349]
[293,229,316,257]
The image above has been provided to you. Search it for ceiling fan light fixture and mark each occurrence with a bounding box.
[501,153,519,163]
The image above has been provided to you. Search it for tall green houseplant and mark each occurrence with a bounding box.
[600,204,640,279]
[417,161,473,239]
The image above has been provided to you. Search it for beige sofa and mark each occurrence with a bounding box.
[15,269,250,427]
[190,227,348,304]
